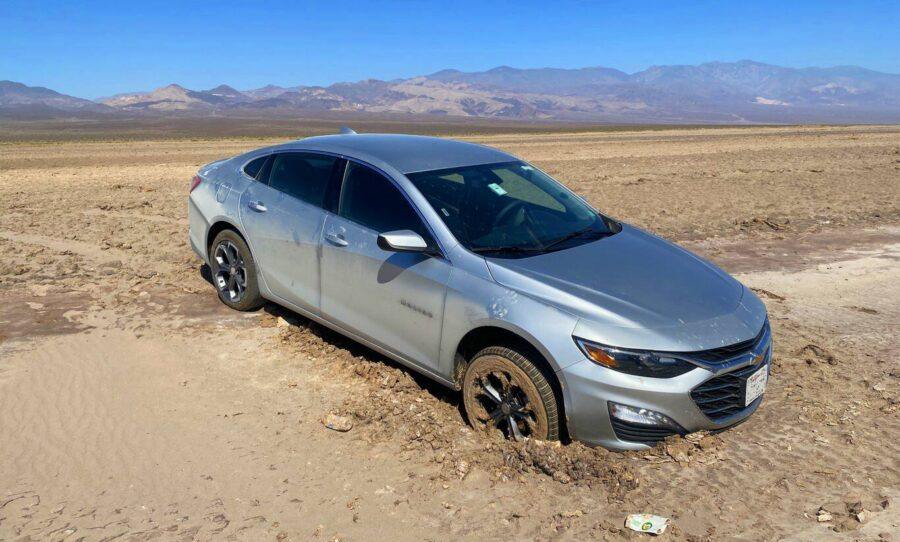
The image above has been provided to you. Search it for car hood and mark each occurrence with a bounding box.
[485,224,766,352]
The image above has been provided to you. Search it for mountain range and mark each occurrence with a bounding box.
[3,60,900,123]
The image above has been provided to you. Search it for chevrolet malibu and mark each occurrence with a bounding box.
[188,131,771,450]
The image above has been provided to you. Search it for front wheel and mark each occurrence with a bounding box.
[462,346,560,441]
[209,229,264,311]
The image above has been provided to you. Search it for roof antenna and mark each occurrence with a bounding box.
[339,126,357,135]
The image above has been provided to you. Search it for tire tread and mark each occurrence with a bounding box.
[468,345,561,441]
[209,229,264,311]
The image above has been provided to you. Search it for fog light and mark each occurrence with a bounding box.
[608,402,684,431]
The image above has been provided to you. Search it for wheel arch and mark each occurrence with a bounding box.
[206,219,248,256]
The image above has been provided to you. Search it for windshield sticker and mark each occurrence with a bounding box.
[487,183,508,196]
[520,165,533,171]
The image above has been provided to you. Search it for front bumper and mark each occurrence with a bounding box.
[561,338,772,451]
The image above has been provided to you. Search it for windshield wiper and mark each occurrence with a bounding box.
[470,245,544,255]
[471,226,612,256]
[543,226,611,251]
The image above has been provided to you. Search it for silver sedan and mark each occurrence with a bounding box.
[188,131,771,450]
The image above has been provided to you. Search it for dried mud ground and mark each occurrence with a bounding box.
[1,125,898,541]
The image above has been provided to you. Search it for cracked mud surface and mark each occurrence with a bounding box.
[1,125,898,540]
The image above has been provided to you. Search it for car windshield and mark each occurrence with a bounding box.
[407,161,616,256]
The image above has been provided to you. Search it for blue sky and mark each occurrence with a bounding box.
[2,0,898,99]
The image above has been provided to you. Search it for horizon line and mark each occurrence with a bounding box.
[5,57,900,102]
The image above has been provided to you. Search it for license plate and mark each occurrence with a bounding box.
[745,365,768,406]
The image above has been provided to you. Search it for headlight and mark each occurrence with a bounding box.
[608,402,685,432]
[574,337,695,378]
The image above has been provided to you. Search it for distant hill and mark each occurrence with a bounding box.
[0,80,116,118]
[4,60,900,123]
[98,83,253,111]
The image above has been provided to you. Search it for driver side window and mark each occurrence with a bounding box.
[339,162,433,242]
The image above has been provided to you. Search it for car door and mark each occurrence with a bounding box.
[239,152,338,313]
[320,161,451,371]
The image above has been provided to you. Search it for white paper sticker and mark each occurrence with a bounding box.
[487,183,507,196]
[625,514,670,535]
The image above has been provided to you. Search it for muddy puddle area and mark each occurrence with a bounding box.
[687,225,900,274]
[0,289,92,342]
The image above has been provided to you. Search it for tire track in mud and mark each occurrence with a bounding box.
[0,230,127,265]
[0,226,200,289]
[0,229,181,281]
[82,208,188,225]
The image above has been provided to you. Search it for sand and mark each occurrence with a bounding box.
[0,125,898,540]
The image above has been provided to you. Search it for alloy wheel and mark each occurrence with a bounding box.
[213,240,247,302]
[466,361,545,441]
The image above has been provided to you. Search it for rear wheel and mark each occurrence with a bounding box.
[209,229,263,311]
[462,346,560,441]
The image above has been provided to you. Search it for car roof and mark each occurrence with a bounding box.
[268,133,516,174]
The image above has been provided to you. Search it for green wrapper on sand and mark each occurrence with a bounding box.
[625,513,670,535]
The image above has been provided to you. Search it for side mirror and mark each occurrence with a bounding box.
[377,230,429,253]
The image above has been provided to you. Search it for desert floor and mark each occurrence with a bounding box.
[1,124,898,541]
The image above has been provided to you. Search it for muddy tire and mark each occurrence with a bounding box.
[209,229,264,311]
[462,346,560,441]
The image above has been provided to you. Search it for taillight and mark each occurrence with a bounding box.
[189,175,202,193]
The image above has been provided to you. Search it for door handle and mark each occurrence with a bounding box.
[247,200,267,212]
[324,232,348,247]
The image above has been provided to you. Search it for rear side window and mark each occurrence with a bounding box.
[242,156,267,179]
[339,162,430,240]
[267,152,337,207]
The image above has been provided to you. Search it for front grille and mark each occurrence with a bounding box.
[690,359,767,420]
[685,322,769,364]
[610,418,679,444]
